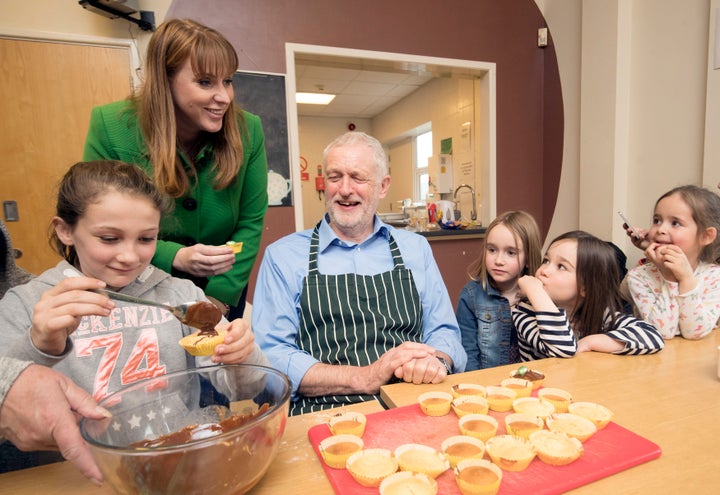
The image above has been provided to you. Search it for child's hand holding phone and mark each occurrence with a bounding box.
[618,211,649,250]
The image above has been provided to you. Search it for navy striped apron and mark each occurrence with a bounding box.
[291,224,423,415]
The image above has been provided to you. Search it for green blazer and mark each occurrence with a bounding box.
[83,100,268,306]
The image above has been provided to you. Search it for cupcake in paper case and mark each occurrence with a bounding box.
[394,444,450,479]
[458,413,498,442]
[224,240,243,253]
[568,401,614,430]
[451,383,487,399]
[504,413,545,439]
[318,434,364,469]
[538,387,573,413]
[441,435,486,468]
[178,328,227,356]
[328,410,367,437]
[346,448,398,487]
[485,435,536,472]
[418,391,454,416]
[509,366,545,389]
[454,458,503,495]
[451,395,490,417]
[529,430,584,466]
[545,413,597,442]
[500,377,533,398]
[379,471,438,495]
[512,397,556,419]
[485,386,517,412]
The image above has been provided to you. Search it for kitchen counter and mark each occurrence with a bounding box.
[417,226,486,240]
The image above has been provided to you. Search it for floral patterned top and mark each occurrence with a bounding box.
[627,261,720,340]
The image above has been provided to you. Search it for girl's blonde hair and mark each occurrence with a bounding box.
[469,210,543,290]
[655,185,720,263]
[133,18,245,198]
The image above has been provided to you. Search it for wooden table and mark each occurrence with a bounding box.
[0,401,384,495]
[2,332,718,494]
[381,330,720,494]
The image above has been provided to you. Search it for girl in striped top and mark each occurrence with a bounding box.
[512,231,664,361]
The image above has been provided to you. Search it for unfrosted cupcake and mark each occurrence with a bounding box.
[485,435,536,472]
[454,458,503,495]
[568,401,614,430]
[529,430,584,465]
[512,397,556,419]
[418,391,454,416]
[328,410,367,437]
[451,383,487,399]
[458,413,498,442]
[500,377,533,398]
[441,435,486,468]
[379,471,438,495]
[504,413,544,439]
[451,395,490,417]
[545,413,597,442]
[537,387,573,413]
[346,448,398,487]
[318,434,364,469]
[394,444,450,479]
[485,386,517,412]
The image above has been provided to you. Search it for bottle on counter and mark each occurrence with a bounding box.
[428,203,437,223]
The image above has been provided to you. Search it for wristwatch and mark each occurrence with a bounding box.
[436,356,453,375]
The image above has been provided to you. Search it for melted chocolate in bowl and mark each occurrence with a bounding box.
[80,365,291,495]
[182,301,222,335]
[131,404,270,448]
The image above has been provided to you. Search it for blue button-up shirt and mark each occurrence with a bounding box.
[252,215,466,395]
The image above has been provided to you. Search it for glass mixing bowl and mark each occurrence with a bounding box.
[80,364,291,495]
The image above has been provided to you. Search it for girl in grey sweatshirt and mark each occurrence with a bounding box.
[0,161,267,400]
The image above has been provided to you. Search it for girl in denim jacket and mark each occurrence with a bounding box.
[456,211,542,370]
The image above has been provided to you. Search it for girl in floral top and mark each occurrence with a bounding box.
[627,185,720,340]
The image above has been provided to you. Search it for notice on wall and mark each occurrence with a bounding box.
[453,151,474,184]
[440,137,452,155]
[458,121,471,153]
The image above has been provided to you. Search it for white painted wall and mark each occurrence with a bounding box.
[374,77,477,209]
[538,0,718,268]
[535,0,583,246]
[0,1,171,41]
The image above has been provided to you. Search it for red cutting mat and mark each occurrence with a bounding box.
[308,401,661,495]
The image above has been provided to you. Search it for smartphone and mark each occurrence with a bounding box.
[617,211,641,239]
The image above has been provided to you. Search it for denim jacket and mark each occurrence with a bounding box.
[456,278,519,370]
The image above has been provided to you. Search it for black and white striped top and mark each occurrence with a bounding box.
[512,301,664,361]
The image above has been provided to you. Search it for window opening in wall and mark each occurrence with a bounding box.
[414,129,432,201]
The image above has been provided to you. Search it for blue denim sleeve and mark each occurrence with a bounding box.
[456,283,481,371]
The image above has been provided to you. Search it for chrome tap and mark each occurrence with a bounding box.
[453,184,477,221]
